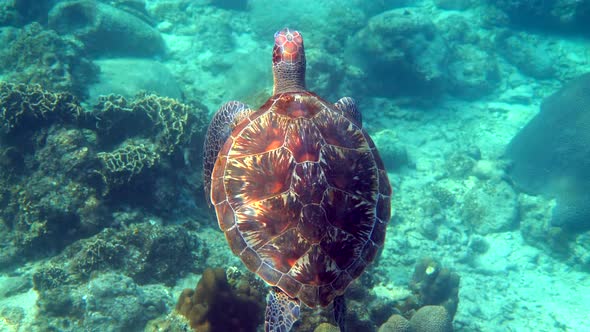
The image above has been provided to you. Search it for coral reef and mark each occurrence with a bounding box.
[92,92,206,195]
[374,260,459,331]
[409,305,453,332]
[88,58,183,104]
[29,222,205,330]
[109,0,157,26]
[48,0,165,57]
[97,140,160,185]
[519,193,573,257]
[461,179,518,235]
[0,82,84,134]
[0,0,54,26]
[33,272,172,331]
[497,31,558,79]
[506,73,590,233]
[353,8,448,99]
[409,258,460,319]
[446,43,499,99]
[378,314,411,332]
[0,23,98,98]
[0,125,105,261]
[83,273,170,331]
[92,93,203,155]
[372,129,409,171]
[0,83,207,268]
[314,322,340,332]
[491,0,590,33]
[176,267,265,332]
[0,1,21,26]
[65,223,205,285]
[145,312,192,332]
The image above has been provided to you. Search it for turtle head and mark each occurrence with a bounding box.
[272,28,306,95]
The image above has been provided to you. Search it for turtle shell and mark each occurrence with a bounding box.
[210,91,392,308]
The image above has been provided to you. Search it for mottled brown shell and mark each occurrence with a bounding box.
[210,91,392,308]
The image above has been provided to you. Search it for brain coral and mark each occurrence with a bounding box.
[378,314,411,332]
[409,305,453,332]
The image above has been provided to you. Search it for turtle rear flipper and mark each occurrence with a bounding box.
[203,101,253,204]
[333,295,347,332]
[265,287,300,332]
[335,97,361,127]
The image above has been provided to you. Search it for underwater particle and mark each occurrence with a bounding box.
[425,265,436,276]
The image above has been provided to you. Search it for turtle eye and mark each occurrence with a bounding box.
[274,31,280,38]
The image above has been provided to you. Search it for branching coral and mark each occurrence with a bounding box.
[92,93,206,187]
[96,140,159,184]
[93,92,205,155]
[133,92,197,155]
[0,82,84,134]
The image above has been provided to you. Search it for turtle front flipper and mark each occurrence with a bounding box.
[334,97,362,127]
[265,287,300,332]
[203,101,253,204]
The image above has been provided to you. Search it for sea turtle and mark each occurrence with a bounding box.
[203,28,392,332]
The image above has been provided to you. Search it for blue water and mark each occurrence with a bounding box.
[1,1,589,331]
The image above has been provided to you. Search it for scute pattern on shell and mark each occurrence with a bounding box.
[210,91,392,308]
